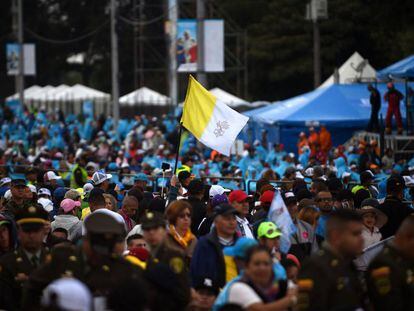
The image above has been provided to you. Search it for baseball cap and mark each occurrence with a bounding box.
[187,179,204,194]
[28,185,37,194]
[260,190,275,204]
[177,170,191,181]
[141,211,166,230]
[342,172,351,179]
[304,167,314,177]
[283,192,297,206]
[134,173,149,182]
[228,190,250,204]
[211,194,229,207]
[38,188,52,197]
[61,198,81,213]
[0,177,11,187]
[41,278,92,311]
[83,182,94,195]
[403,175,414,187]
[44,171,62,181]
[92,171,112,185]
[11,179,27,187]
[65,189,81,200]
[193,277,220,295]
[209,185,230,198]
[360,170,374,184]
[223,237,258,259]
[386,176,405,192]
[213,203,237,218]
[257,222,282,239]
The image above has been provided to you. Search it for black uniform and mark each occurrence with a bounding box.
[367,87,381,132]
[0,247,48,310]
[146,242,191,310]
[23,246,146,310]
[367,244,414,311]
[297,246,367,311]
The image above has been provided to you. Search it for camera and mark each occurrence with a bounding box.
[161,162,171,171]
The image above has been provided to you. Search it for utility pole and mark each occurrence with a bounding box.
[12,0,24,107]
[139,0,144,86]
[313,19,320,88]
[111,0,120,126]
[306,0,327,89]
[196,0,207,86]
[168,0,178,107]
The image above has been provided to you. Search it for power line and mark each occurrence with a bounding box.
[24,20,109,45]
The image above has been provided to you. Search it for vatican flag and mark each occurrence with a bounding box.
[181,76,249,156]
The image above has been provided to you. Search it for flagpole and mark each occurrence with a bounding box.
[173,123,183,174]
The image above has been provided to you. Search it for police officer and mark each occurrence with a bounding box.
[3,179,31,219]
[23,211,147,310]
[0,204,49,310]
[297,209,368,311]
[367,215,414,311]
[141,211,190,310]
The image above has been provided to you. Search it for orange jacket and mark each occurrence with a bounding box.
[319,128,332,152]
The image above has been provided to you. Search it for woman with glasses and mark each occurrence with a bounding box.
[165,200,197,263]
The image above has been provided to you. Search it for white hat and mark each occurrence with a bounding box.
[38,188,52,197]
[0,177,11,187]
[295,171,305,179]
[82,208,126,236]
[41,278,92,311]
[28,185,37,194]
[403,175,414,187]
[342,172,352,179]
[91,171,113,185]
[209,185,230,198]
[4,189,12,200]
[38,197,53,213]
[304,167,314,177]
[121,162,130,169]
[86,162,99,170]
[44,171,62,181]
[83,183,94,194]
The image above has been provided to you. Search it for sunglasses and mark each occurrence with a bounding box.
[178,212,191,219]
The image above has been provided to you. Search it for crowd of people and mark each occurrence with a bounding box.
[0,103,413,311]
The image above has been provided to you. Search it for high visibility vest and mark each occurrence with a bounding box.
[70,164,88,189]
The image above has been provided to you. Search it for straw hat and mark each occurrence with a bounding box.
[357,199,388,229]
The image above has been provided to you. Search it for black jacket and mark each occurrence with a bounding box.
[187,196,207,235]
[378,195,413,239]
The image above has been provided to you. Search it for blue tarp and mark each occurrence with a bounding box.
[242,83,410,152]
[377,55,414,80]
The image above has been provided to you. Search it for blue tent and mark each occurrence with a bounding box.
[377,55,414,80]
[243,83,409,152]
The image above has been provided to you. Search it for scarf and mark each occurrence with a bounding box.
[169,225,195,248]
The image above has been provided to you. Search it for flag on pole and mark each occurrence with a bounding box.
[267,190,297,253]
[181,75,249,156]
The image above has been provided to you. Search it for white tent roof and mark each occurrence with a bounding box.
[209,87,248,108]
[119,87,170,106]
[320,51,376,88]
[6,85,43,101]
[7,84,110,102]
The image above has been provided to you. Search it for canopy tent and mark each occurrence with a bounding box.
[119,87,170,106]
[243,83,409,152]
[6,84,110,115]
[377,54,414,80]
[209,87,248,108]
[320,52,376,88]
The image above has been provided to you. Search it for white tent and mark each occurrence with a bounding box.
[6,85,43,101]
[119,87,170,106]
[209,87,248,108]
[320,51,376,88]
[7,84,109,102]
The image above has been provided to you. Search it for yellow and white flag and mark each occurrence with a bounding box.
[181,76,249,156]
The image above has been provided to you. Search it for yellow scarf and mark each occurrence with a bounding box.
[169,225,195,248]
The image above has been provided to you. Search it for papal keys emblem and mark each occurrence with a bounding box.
[214,121,230,137]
